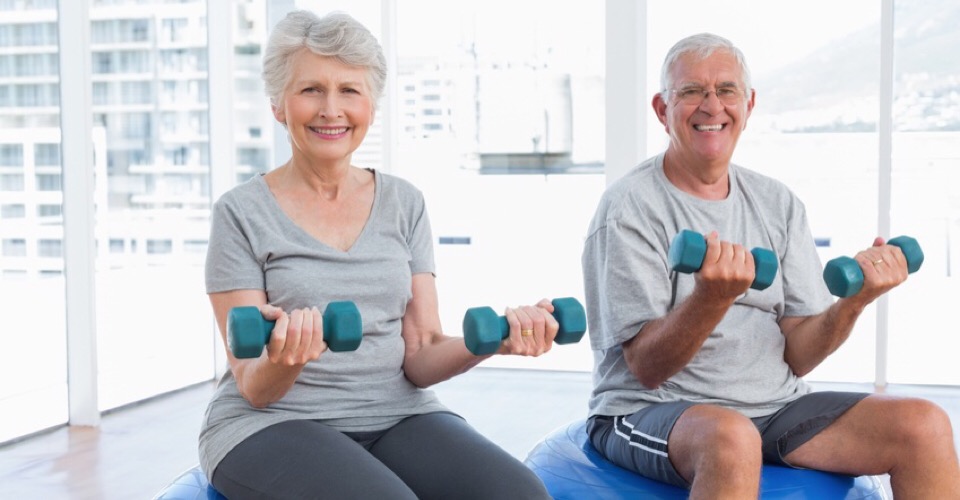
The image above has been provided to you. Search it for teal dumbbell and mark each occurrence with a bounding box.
[822,236,924,298]
[462,297,587,356]
[227,301,363,359]
[668,229,779,291]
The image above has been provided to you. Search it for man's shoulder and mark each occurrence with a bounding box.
[732,164,798,201]
[603,157,662,203]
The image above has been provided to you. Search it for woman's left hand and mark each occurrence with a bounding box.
[498,299,560,356]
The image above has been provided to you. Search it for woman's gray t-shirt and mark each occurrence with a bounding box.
[582,154,834,419]
[200,169,448,479]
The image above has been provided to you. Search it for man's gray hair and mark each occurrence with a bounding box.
[660,33,753,99]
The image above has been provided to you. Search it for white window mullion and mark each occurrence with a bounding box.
[59,0,99,426]
[875,0,895,388]
[604,0,647,186]
[379,0,398,175]
[207,0,237,378]
[268,0,295,167]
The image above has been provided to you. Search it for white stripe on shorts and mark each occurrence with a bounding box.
[614,415,669,457]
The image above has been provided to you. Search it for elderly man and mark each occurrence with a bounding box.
[581,32,960,498]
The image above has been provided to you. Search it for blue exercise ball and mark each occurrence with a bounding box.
[524,420,888,499]
[153,466,226,500]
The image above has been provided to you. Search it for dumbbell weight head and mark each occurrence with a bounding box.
[462,306,504,356]
[822,256,864,298]
[887,236,924,273]
[668,230,708,274]
[750,248,779,291]
[322,301,364,351]
[551,297,587,345]
[228,306,272,359]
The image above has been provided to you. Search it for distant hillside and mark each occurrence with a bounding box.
[756,0,960,132]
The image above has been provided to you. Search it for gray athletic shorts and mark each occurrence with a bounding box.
[587,391,870,488]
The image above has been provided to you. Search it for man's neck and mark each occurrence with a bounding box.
[662,151,730,200]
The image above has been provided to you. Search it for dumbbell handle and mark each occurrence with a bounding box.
[668,230,778,291]
[227,301,362,358]
[823,236,924,298]
[462,297,587,355]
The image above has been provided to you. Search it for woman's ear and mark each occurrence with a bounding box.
[271,102,286,126]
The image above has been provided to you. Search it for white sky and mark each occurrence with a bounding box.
[294,0,879,78]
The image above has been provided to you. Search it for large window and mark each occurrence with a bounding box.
[0,0,956,446]
[888,0,960,385]
[0,1,67,442]
[391,0,605,371]
[91,0,216,409]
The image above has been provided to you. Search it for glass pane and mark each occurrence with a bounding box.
[396,0,605,371]
[647,0,881,383]
[0,1,68,442]
[234,0,273,183]
[888,0,960,385]
[91,0,215,409]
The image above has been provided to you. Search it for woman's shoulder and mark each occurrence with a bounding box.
[373,169,426,203]
[214,174,268,207]
[375,168,419,191]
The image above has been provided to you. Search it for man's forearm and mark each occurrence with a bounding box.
[623,290,734,388]
[782,298,867,377]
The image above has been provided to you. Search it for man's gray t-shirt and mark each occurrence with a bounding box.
[200,169,448,479]
[582,154,834,419]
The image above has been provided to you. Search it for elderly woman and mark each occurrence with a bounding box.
[199,10,554,499]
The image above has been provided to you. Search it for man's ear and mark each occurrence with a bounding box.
[742,89,756,130]
[652,93,669,129]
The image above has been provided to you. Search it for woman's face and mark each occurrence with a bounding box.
[273,49,375,165]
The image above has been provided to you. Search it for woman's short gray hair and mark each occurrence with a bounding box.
[659,33,753,100]
[262,10,387,108]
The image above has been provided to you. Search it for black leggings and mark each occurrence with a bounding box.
[211,412,550,499]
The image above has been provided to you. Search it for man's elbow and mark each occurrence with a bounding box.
[628,363,666,389]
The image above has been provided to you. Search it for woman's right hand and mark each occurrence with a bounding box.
[260,304,327,366]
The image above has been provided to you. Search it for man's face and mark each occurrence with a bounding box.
[653,50,755,168]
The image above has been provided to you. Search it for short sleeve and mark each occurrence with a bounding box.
[780,198,834,317]
[204,195,265,294]
[582,216,673,351]
[405,188,435,276]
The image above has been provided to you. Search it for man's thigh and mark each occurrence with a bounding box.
[779,393,942,476]
[587,402,697,488]
[754,391,869,467]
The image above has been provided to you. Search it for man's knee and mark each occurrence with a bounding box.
[889,398,955,449]
[672,405,762,474]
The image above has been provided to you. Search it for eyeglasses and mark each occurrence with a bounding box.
[666,86,745,106]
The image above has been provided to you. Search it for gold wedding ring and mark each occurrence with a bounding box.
[873,258,884,265]
[521,329,534,337]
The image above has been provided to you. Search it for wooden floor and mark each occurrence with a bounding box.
[1,368,958,499]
